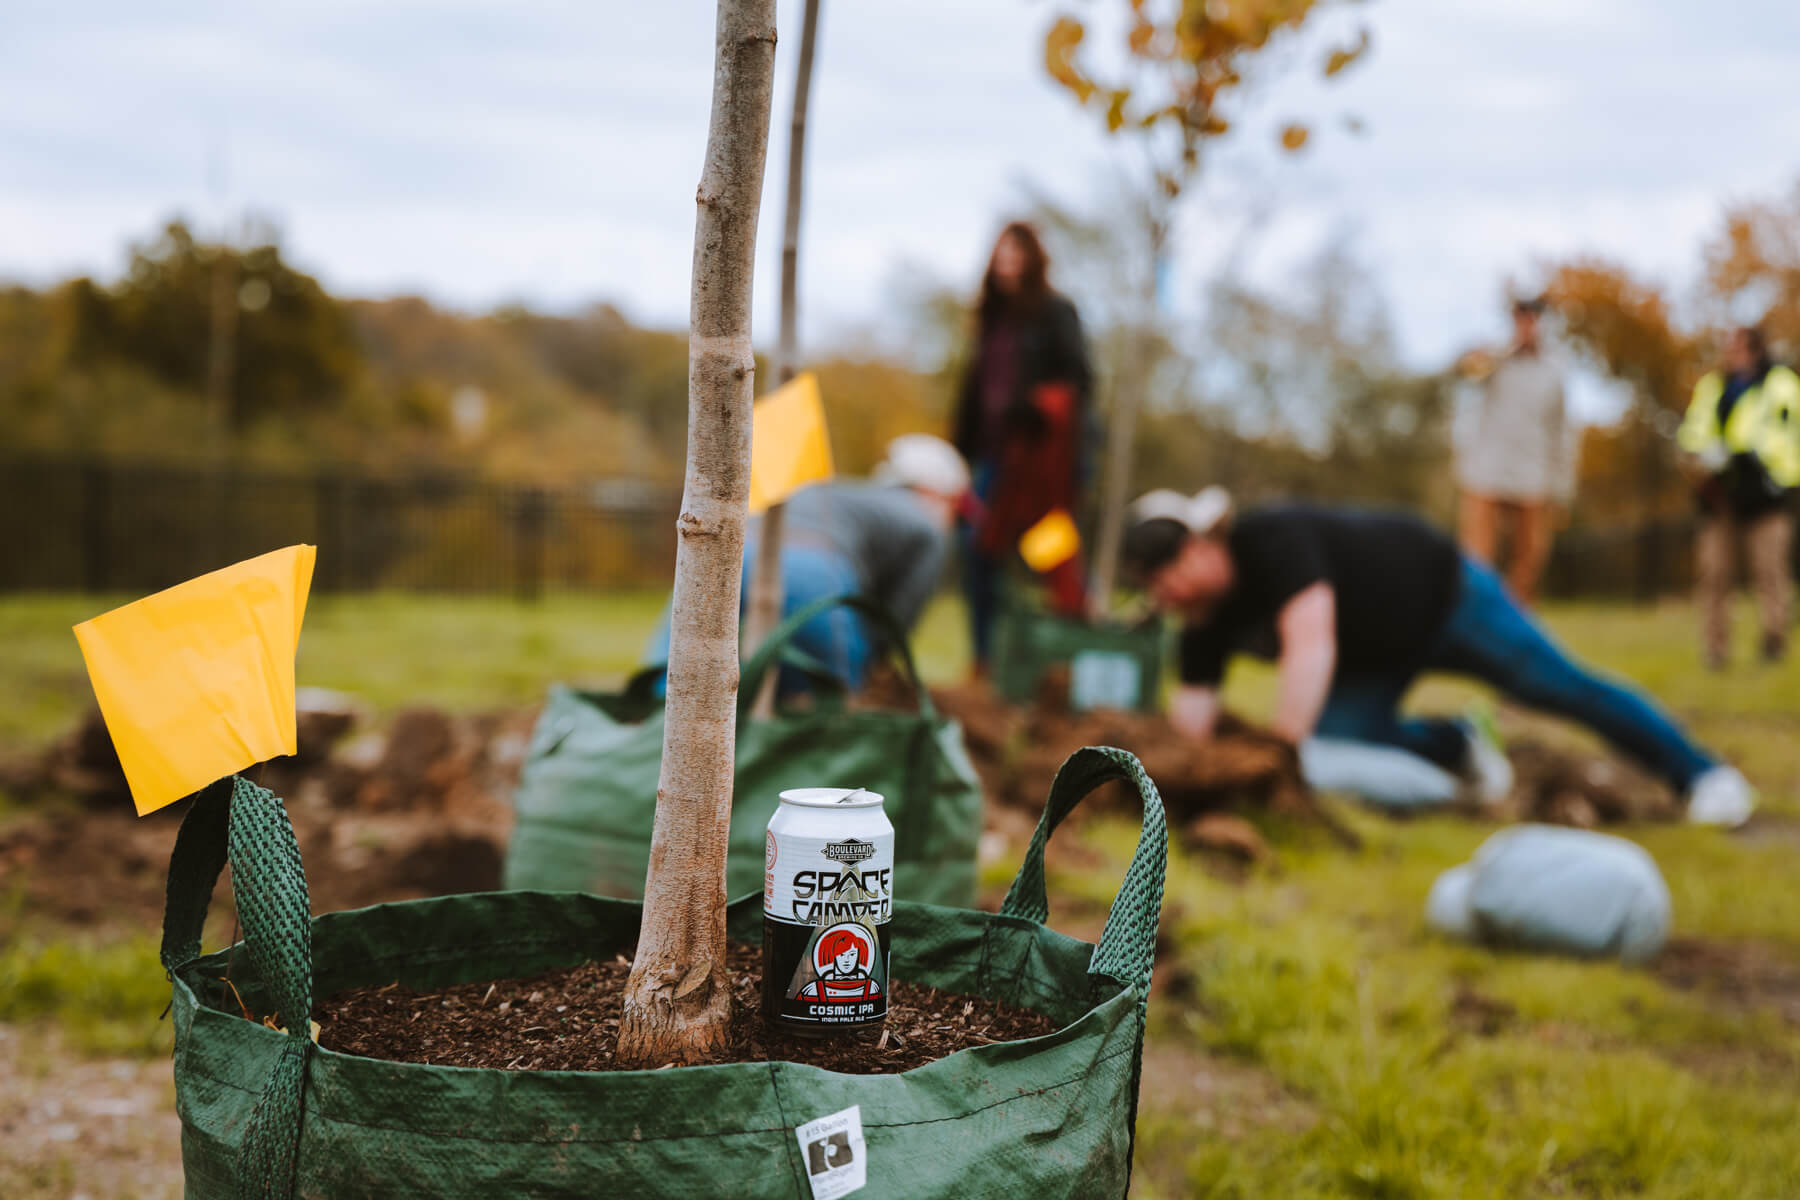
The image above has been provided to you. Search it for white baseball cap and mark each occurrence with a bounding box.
[877,433,971,498]
[1128,486,1232,537]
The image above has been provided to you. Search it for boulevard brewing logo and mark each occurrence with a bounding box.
[821,838,875,864]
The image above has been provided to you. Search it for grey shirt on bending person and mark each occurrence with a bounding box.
[754,480,950,634]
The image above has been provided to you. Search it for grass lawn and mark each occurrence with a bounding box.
[3,590,1799,1197]
[0,589,974,758]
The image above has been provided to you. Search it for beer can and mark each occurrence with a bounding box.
[762,787,894,1035]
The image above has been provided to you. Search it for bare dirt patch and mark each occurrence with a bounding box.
[0,1025,182,1200]
[1500,737,1682,826]
[1732,811,1800,847]
[1656,937,1800,1026]
[928,678,1357,847]
[1136,1033,1316,1139]
[0,705,526,933]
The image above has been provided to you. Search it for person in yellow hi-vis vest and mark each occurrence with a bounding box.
[1678,326,1800,669]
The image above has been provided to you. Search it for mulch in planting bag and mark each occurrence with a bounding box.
[505,594,982,908]
[166,748,1168,1198]
[1425,824,1672,964]
[993,595,1165,713]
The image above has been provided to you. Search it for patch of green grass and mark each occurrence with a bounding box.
[0,589,976,758]
[6,591,1800,1193]
[1075,806,1800,1199]
[0,934,172,1057]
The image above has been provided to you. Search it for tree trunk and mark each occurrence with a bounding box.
[1089,217,1168,618]
[207,245,238,432]
[1635,401,1665,604]
[745,0,823,719]
[616,0,777,1068]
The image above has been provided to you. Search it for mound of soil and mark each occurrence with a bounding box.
[316,941,1057,1074]
[1,703,527,931]
[1502,737,1681,826]
[927,677,1355,845]
[925,672,1678,836]
[1657,937,1800,1026]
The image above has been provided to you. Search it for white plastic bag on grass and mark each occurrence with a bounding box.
[1426,825,1671,964]
[1301,737,1461,810]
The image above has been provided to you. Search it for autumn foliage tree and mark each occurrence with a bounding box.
[1704,181,1800,350]
[1041,0,1372,606]
[1543,261,1701,591]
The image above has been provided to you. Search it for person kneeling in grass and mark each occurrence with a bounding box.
[1121,489,1755,827]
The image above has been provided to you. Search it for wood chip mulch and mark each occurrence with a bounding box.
[314,942,1059,1074]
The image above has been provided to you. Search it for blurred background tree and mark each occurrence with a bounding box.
[11,167,1800,582]
[57,220,361,431]
[1041,0,1373,604]
[1704,181,1800,349]
[921,181,1449,526]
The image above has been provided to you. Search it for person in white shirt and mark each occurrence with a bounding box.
[1454,297,1574,608]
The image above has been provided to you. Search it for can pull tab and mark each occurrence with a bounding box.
[838,788,871,805]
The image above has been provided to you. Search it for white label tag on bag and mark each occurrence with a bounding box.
[795,1104,867,1199]
[1070,649,1141,711]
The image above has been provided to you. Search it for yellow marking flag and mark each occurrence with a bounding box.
[1019,509,1081,573]
[749,372,834,514]
[72,545,316,816]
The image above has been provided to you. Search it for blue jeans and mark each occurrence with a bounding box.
[640,543,871,699]
[1315,558,1716,791]
[961,461,1003,666]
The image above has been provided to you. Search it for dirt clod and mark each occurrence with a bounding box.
[1185,813,1272,864]
[1657,937,1800,1026]
[927,680,1354,845]
[1503,737,1681,825]
[0,704,526,929]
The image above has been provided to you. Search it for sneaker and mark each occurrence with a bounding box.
[1460,706,1514,807]
[1686,765,1756,828]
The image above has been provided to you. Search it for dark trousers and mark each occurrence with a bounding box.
[1314,557,1717,791]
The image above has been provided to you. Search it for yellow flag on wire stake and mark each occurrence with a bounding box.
[749,372,834,514]
[72,545,316,816]
[1019,509,1081,573]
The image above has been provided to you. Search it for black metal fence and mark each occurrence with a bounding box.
[0,454,1772,602]
[0,455,682,599]
[1543,520,1700,601]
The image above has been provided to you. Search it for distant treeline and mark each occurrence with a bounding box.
[18,198,1800,559]
[0,218,952,487]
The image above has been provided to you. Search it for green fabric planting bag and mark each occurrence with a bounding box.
[166,747,1167,1199]
[504,594,983,909]
[993,594,1166,714]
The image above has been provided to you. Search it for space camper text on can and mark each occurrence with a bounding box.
[762,787,894,1035]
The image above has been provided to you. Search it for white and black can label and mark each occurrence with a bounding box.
[762,787,894,1035]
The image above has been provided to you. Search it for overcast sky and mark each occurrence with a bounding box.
[6,1,1800,419]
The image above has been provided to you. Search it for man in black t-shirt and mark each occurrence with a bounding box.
[1121,489,1753,826]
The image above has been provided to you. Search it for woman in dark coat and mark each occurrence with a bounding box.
[952,221,1094,673]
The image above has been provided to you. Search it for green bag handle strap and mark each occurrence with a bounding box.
[162,775,313,1200]
[999,747,1168,992]
[739,591,938,720]
[160,776,233,975]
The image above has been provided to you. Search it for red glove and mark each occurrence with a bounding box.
[1032,382,1075,428]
